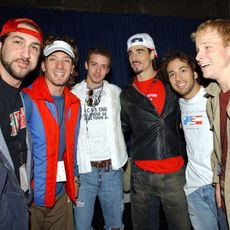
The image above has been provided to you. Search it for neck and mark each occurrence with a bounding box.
[136,68,157,82]
[218,79,230,93]
[50,87,64,96]
[0,64,22,88]
[86,79,103,90]
[184,83,201,100]
[214,66,230,92]
[45,78,65,96]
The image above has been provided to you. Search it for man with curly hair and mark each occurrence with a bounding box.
[22,35,81,230]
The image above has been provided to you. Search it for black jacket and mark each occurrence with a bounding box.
[0,126,32,230]
[120,77,186,161]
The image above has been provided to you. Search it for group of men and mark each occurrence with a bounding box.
[0,15,230,230]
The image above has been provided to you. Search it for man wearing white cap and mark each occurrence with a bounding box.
[120,33,191,229]
[22,35,81,230]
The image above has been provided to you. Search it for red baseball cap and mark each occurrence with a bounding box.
[0,18,43,45]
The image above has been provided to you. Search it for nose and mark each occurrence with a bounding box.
[96,65,101,73]
[174,73,181,81]
[129,53,137,63]
[195,50,203,64]
[56,60,64,68]
[20,45,30,59]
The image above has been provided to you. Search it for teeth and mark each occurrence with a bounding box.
[177,82,185,87]
[200,63,210,67]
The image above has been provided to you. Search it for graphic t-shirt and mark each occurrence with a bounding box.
[180,87,213,195]
[133,77,184,173]
[83,85,110,161]
[0,78,27,182]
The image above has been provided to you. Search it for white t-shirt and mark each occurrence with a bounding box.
[180,86,213,195]
[83,86,110,161]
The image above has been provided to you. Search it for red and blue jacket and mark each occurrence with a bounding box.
[22,76,81,207]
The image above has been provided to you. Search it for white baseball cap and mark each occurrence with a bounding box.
[43,40,75,58]
[127,33,156,51]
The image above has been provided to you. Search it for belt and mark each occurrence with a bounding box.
[90,159,111,168]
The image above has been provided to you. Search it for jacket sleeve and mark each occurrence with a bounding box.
[120,92,131,134]
[21,92,33,123]
[211,149,220,184]
[74,106,81,177]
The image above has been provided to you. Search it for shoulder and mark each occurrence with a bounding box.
[21,91,33,107]
[71,80,85,95]
[105,81,121,93]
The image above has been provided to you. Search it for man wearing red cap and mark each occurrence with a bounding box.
[0,18,43,230]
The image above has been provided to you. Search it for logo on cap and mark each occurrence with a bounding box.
[127,33,156,52]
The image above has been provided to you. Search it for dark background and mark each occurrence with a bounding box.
[1,0,229,87]
[0,1,229,87]
[0,1,226,229]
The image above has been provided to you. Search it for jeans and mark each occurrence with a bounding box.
[186,184,218,230]
[218,208,229,230]
[131,165,191,230]
[73,166,124,230]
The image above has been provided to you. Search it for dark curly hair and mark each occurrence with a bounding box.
[160,50,208,86]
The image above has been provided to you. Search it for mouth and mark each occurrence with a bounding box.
[16,59,30,69]
[176,82,186,88]
[54,72,65,77]
[132,61,141,68]
[199,62,211,71]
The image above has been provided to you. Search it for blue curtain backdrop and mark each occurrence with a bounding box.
[0,7,202,88]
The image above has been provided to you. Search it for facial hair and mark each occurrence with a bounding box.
[131,61,143,75]
[0,51,31,81]
[133,69,143,75]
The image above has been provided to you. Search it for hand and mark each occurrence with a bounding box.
[215,183,221,208]
[74,176,79,198]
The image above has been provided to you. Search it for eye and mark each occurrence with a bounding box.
[13,40,23,45]
[31,45,40,53]
[181,68,187,73]
[168,72,175,78]
[63,58,72,64]
[101,65,109,71]
[48,57,56,61]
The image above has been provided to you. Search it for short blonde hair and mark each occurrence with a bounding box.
[191,19,230,46]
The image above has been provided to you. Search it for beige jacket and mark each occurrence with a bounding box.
[206,82,230,224]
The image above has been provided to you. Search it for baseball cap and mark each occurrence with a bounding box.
[0,18,43,45]
[127,33,156,51]
[43,40,75,59]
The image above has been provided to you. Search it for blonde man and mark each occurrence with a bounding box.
[192,19,230,229]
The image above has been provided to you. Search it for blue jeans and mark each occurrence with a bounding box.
[218,208,229,230]
[73,166,124,230]
[186,184,218,230]
[131,165,191,230]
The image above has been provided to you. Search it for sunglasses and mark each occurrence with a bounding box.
[86,89,93,106]
[85,85,103,107]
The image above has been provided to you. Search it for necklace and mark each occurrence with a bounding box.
[85,83,104,107]
[84,83,104,134]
